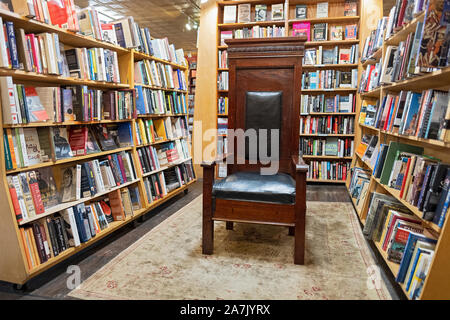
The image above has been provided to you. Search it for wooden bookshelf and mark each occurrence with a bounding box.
[213,0,368,182]
[0,9,196,286]
[348,3,450,299]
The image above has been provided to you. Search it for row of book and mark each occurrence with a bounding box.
[135,86,187,116]
[0,19,121,82]
[218,50,228,69]
[300,137,354,157]
[222,3,285,23]
[7,149,137,223]
[304,45,359,66]
[134,60,187,91]
[0,78,135,125]
[355,138,449,228]
[360,0,449,92]
[349,167,440,299]
[292,22,357,41]
[220,27,285,45]
[218,118,228,135]
[222,1,358,24]
[19,185,141,269]
[300,94,355,114]
[218,96,229,115]
[0,1,186,66]
[4,123,133,170]
[136,140,190,175]
[218,71,229,91]
[306,160,350,181]
[134,117,189,147]
[302,69,358,90]
[143,160,195,202]
[300,115,355,135]
[359,90,449,141]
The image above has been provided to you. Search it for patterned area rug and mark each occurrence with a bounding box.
[69,196,391,300]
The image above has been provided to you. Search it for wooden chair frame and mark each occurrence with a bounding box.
[202,38,308,264]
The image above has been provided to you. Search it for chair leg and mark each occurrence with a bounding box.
[202,217,214,255]
[288,226,295,236]
[226,221,233,230]
[294,216,305,265]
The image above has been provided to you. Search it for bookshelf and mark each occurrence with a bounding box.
[347,3,450,299]
[0,7,196,285]
[214,0,375,182]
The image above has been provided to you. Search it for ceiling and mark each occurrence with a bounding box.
[75,0,201,52]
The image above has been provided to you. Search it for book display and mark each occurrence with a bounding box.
[0,4,196,285]
[216,0,365,182]
[347,0,450,300]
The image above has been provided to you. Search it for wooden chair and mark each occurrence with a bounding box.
[202,37,308,264]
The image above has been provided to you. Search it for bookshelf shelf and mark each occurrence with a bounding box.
[300,133,355,137]
[0,68,130,89]
[306,112,356,115]
[5,147,133,175]
[348,2,450,300]
[305,40,359,47]
[302,64,359,69]
[307,178,346,183]
[142,157,193,178]
[302,155,353,159]
[288,16,360,24]
[18,179,141,226]
[0,9,129,55]
[136,136,190,148]
[134,83,188,93]
[132,50,188,70]
[0,7,196,285]
[218,20,285,29]
[301,88,357,93]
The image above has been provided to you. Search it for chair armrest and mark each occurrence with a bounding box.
[292,155,308,173]
[201,153,231,168]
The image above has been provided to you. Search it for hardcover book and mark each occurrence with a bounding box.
[223,5,237,23]
[292,22,311,41]
[255,4,267,21]
[330,26,343,41]
[316,2,329,18]
[344,0,358,16]
[52,127,73,159]
[24,86,50,122]
[60,166,78,202]
[345,24,358,40]
[295,5,307,19]
[313,23,328,41]
[237,4,251,23]
[35,167,59,209]
[271,3,284,20]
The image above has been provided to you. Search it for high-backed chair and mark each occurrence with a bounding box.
[202,37,308,264]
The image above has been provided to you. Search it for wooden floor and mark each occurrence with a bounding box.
[0,181,403,300]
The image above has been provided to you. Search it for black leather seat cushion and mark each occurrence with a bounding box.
[212,171,295,204]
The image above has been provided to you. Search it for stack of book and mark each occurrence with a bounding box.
[218,71,229,90]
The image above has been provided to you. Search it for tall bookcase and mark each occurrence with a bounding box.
[214,0,376,182]
[346,8,450,299]
[0,8,196,285]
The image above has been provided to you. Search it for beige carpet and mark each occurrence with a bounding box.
[69,196,391,300]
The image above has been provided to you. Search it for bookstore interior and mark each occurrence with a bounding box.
[0,0,449,303]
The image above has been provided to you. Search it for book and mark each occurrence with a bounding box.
[60,165,80,202]
[237,4,250,23]
[313,23,328,41]
[344,0,358,16]
[292,22,311,41]
[316,2,328,18]
[330,26,343,41]
[345,24,358,40]
[295,5,307,19]
[271,3,284,21]
[223,5,237,23]
[255,4,267,22]
[24,86,50,122]
[51,127,73,160]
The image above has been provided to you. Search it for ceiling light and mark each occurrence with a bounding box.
[186,23,192,31]
[201,0,208,3]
